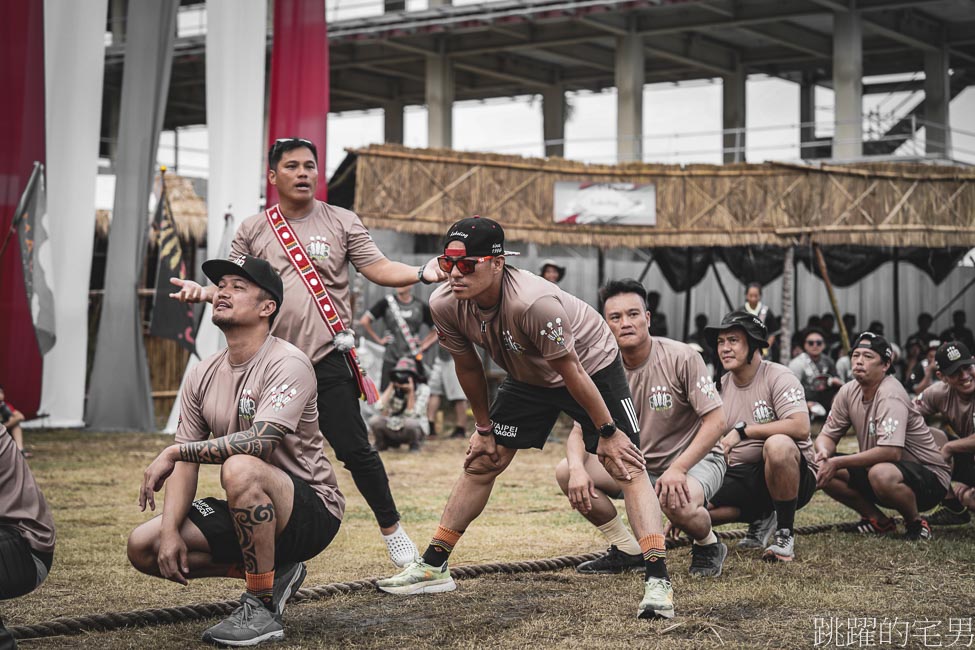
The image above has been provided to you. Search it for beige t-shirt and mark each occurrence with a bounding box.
[626,338,723,474]
[820,376,951,489]
[177,336,346,520]
[430,267,618,387]
[232,202,386,364]
[915,381,975,439]
[0,425,55,554]
[719,360,817,470]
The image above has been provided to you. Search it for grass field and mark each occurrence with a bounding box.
[7,428,975,649]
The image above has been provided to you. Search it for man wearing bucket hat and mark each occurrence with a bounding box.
[130,254,345,646]
[369,357,431,452]
[705,311,819,563]
[914,340,975,525]
[377,217,676,620]
[815,332,951,541]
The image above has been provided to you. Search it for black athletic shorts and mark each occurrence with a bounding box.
[0,525,52,601]
[709,453,817,523]
[847,460,948,513]
[187,472,340,567]
[950,452,975,487]
[488,354,640,453]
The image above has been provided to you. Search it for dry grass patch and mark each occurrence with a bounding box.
[8,429,975,649]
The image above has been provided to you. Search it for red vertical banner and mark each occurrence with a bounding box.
[266,0,330,205]
[0,0,45,417]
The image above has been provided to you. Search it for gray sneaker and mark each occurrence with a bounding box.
[202,593,284,647]
[737,511,777,550]
[688,541,728,577]
[273,561,307,616]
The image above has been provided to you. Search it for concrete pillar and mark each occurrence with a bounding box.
[833,10,863,160]
[722,63,746,163]
[110,0,126,43]
[384,99,404,144]
[799,74,816,158]
[615,26,644,163]
[426,47,453,149]
[542,86,566,158]
[924,46,951,157]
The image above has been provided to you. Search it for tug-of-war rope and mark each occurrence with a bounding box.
[10,520,863,640]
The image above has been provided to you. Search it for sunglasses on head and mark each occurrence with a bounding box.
[271,137,314,155]
[437,255,494,275]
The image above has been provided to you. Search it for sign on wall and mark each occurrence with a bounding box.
[553,182,656,225]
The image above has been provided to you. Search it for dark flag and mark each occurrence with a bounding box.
[149,168,198,355]
[12,162,57,354]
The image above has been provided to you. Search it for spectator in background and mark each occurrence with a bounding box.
[540,259,566,285]
[743,283,779,355]
[426,344,470,440]
[0,386,28,458]
[686,313,717,370]
[789,328,842,418]
[940,310,975,352]
[820,313,838,352]
[369,357,430,453]
[868,320,885,336]
[908,340,941,396]
[647,291,669,338]
[360,285,439,390]
[908,312,937,349]
[899,336,925,390]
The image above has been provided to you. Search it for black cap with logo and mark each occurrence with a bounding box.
[851,331,892,363]
[936,340,975,376]
[443,216,521,257]
[202,254,284,318]
[704,310,770,351]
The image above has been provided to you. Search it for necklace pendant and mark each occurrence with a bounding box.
[480,321,487,334]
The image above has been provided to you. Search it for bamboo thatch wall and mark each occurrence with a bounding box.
[95,174,208,245]
[352,145,975,248]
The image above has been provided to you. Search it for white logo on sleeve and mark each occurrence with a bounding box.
[782,386,804,407]
[752,400,775,424]
[270,384,299,412]
[879,417,899,442]
[539,317,566,347]
[238,389,256,423]
[696,376,717,400]
[649,386,674,411]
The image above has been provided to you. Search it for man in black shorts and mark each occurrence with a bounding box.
[1,424,55,649]
[377,217,675,620]
[815,332,952,540]
[128,255,345,646]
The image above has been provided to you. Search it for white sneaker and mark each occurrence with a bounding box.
[762,529,796,563]
[382,524,419,568]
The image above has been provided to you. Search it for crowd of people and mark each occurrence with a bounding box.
[3,137,974,647]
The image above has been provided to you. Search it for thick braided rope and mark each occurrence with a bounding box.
[8,520,863,640]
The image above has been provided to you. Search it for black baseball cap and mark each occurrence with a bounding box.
[202,254,284,317]
[851,331,892,363]
[704,310,770,350]
[936,341,975,376]
[443,216,520,257]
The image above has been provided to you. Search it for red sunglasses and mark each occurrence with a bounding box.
[437,255,494,275]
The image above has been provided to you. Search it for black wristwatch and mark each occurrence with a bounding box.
[599,422,617,439]
[734,421,748,439]
[417,265,433,285]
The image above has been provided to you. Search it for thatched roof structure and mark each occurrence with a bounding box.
[351,145,975,249]
[95,174,208,245]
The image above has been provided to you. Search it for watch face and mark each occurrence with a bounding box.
[735,421,746,431]
[599,423,616,437]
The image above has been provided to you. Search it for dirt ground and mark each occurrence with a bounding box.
[7,429,975,649]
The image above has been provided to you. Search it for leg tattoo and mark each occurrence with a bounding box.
[231,503,276,574]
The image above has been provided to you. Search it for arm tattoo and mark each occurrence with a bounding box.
[231,503,275,574]
[178,421,290,464]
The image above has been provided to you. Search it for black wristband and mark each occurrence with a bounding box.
[417,265,433,285]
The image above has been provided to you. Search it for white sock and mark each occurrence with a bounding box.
[597,515,641,555]
[693,530,718,546]
[382,523,418,566]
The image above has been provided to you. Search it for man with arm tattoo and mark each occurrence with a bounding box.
[127,255,345,647]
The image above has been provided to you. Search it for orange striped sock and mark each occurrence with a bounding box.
[245,570,275,611]
[638,533,669,580]
[422,525,464,567]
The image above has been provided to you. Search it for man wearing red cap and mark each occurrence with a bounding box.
[815,332,951,541]
[914,340,975,524]
[377,217,675,620]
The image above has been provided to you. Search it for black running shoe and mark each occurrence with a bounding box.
[927,503,971,526]
[689,541,728,577]
[904,518,933,541]
[576,545,644,574]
